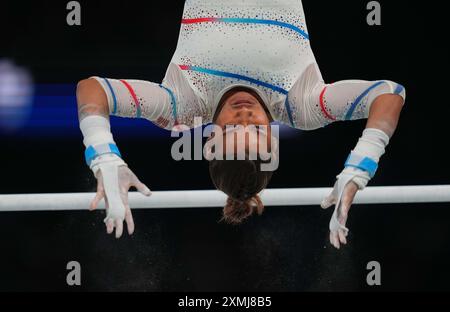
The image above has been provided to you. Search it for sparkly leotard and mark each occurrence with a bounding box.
[94,0,405,130]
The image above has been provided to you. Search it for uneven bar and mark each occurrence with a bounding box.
[1,185,450,212]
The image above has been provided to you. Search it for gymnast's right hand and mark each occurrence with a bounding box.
[76,78,152,238]
[89,153,151,238]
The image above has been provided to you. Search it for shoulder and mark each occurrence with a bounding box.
[162,63,212,127]
[285,63,331,130]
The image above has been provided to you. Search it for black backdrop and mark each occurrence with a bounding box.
[1,0,449,291]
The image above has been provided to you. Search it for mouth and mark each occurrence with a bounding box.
[230,98,257,108]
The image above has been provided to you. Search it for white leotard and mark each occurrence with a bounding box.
[94,0,405,130]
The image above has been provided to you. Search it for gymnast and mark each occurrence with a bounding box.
[76,0,405,249]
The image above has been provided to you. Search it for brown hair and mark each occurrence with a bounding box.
[209,159,273,224]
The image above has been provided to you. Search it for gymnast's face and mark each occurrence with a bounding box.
[213,88,273,155]
[214,88,272,128]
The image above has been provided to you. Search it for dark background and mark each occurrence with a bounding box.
[0,0,449,291]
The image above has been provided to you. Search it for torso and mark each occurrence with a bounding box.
[163,0,318,127]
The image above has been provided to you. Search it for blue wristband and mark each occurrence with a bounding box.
[85,143,122,166]
[345,153,378,178]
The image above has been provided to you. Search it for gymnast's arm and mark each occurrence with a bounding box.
[317,79,406,249]
[76,78,153,239]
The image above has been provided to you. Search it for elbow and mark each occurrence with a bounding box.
[76,78,90,91]
[368,93,405,137]
[76,78,97,101]
[76,77,105,107]
[76,78,110,118]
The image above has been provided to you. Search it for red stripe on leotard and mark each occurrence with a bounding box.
[119,80,142,117]
[319,86,336,121]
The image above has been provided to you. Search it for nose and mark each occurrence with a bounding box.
[234,108,254,126]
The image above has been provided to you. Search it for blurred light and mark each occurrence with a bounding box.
[0,59,34,133]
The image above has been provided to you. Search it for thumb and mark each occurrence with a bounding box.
[321,192,336,209]
[134,179,152,197]
[321,181,339,209]
[90,190,104,211]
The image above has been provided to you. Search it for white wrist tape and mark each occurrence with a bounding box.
[352,128,390,163]
[80,115,115,148]
[80,115,124,172]
[343,128,390,190]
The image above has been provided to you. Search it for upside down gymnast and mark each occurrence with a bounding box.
[76,0,405,249]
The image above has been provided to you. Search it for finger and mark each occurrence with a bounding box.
[90,190,104,211]
[118,190,132,236]
[329,232,335,248]
[330,231,340,250]
[125,206,135,235]
[106,219,114,234]
[115,219,124,239]
[133,180,152,197]
[338,194,355,228]
[338,229,348,245]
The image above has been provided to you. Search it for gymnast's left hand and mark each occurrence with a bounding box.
[321,167,369,249]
